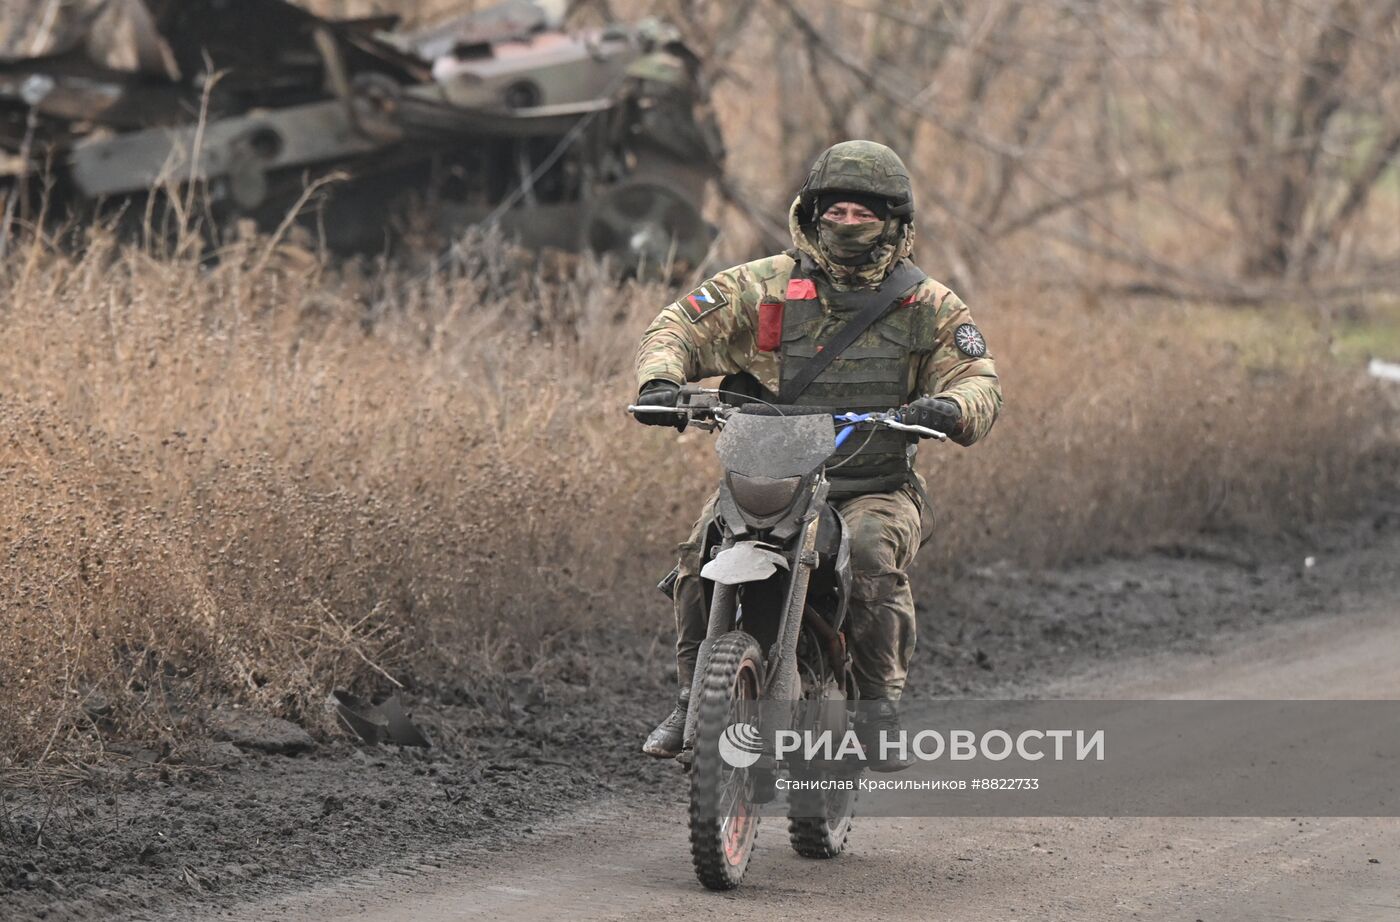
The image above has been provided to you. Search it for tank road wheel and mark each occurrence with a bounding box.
[688,631,764,891]
[581,180,710,275]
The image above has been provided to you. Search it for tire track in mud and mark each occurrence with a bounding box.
[202,524,1400,922]
[7,512,1399,921]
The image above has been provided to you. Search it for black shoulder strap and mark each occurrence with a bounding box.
[778,260,925,403]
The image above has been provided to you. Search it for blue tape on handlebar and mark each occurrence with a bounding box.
[832,412,874,449]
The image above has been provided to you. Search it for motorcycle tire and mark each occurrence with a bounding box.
[688,631,764,890]
[786,702,858,859]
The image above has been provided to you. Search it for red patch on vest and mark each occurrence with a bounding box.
[899,293,918,307]
[786,278,817,300]
[758,301,784,352]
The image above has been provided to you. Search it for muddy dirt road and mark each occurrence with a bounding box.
[208,597,1400,920]
[9,514,1397,922]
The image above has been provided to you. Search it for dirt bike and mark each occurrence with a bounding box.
[629,384,946,890]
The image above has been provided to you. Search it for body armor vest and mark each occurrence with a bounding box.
[778,258,925,498]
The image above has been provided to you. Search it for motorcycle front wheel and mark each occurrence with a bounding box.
[688,631,763,891]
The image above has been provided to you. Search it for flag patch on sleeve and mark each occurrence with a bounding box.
[681,282,728,323]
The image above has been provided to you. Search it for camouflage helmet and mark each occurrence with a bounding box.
[799,140,914,222]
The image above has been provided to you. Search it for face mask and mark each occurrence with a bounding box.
[817,217,887,265]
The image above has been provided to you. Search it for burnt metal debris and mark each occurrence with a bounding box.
[0,0,724,267]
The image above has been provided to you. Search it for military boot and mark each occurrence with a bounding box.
[856,699,913,773]
[642,691,689,758]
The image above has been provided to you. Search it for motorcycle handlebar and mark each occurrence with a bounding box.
[627,402,852,418]
[734,403,844,417]
[627,397,947,440]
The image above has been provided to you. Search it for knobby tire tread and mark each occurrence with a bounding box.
[688,632,761,890]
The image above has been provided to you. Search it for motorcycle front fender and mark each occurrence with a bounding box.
[700,541,790,586]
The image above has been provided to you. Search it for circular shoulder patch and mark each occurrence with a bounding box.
[953,323,987,358]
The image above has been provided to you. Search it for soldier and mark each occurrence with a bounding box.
[632,140,1001,771]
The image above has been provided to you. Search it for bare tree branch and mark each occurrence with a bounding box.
[773,0,1028,159]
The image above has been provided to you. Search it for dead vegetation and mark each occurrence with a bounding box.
[0,223,1391,765]
[596,0,1400,302]
[1,0,1398,766]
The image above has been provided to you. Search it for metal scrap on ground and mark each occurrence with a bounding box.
[328,690,432,748]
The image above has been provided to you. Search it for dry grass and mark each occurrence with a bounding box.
[0,223,1392,765]
[924,289,1393,569]
[0,227,692,763]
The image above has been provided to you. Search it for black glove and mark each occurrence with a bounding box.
[633,380,686,430]
[902,396,961,438]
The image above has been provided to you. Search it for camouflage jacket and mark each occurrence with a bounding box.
[634,204,1002,446]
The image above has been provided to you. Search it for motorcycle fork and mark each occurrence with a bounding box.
[683,534,738,751]
[764,505,823,704]
[682,483,831,751]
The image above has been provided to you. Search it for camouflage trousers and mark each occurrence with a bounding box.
[673,479,929,701]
